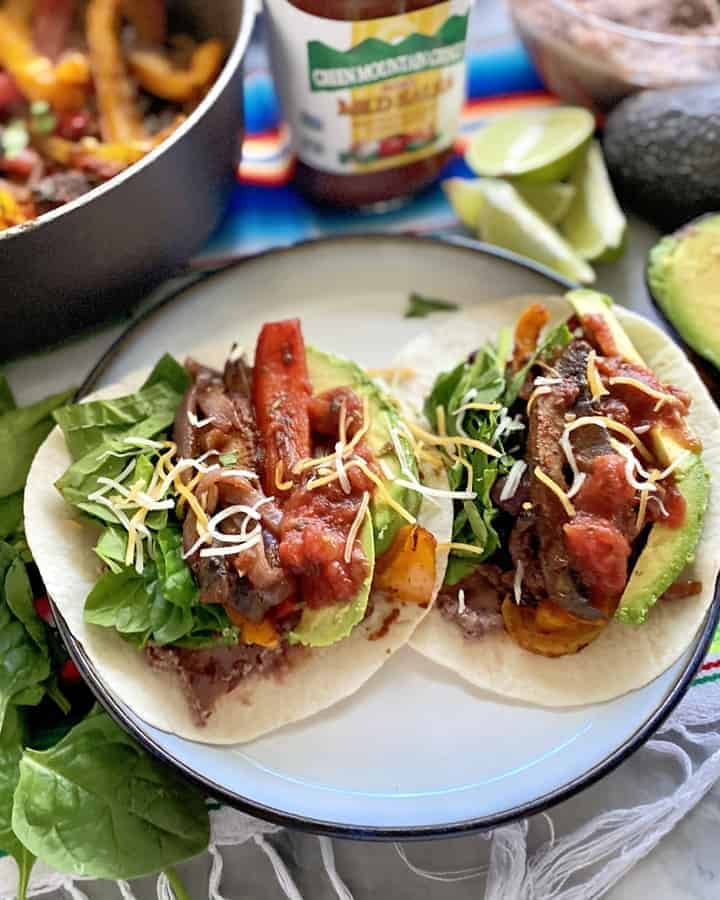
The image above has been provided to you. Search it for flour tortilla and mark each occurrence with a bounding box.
[396,294,720,707]
[25,347,452,744]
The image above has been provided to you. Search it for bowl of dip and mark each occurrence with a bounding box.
[509,0,720,112]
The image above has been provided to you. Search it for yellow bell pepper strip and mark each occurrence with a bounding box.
[128,38,225,103]
[0,187,32,229]
[86,0,145,142]
[38,114,185,176]
[122,0,166,45]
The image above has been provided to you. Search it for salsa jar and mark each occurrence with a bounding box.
[264,0,473,207]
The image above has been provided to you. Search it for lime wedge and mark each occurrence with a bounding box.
[443,177,576,229]
[515,182,576,224]
[442,178,486,229]
[476,178,595,284]
[465,107,595,184]
[562,140,627,261]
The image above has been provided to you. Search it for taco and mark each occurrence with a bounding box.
[395,291,719,706]
[25,319,451,743]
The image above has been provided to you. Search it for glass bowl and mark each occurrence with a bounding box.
[509,0,720,112]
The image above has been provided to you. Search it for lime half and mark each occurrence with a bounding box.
[444,177,576,229]
[562,141,627,261]
[477,178,595,284]
[465,107,595,184]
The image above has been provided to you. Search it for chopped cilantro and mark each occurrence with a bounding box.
[405,292,459,319]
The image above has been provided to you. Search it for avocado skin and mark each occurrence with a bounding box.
[616,458,709,625]
[648,213,720,370]
[603,84,720,231]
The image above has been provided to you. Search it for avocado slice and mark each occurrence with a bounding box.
[566,290,709,624]
[288,517,374,647]
[616,457,709,624]
[305,346,421,556]
[648,214,720,371]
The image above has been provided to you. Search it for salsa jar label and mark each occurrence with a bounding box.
[264,0,471,175]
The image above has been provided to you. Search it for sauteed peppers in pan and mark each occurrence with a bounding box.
[0,0,225,230]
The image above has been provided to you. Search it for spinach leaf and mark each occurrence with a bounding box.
[0,706,34,900]
[155,527,197,608]
[0,544,49,727]
[53,382,182,461]
[11,709,210,879]
[0,388,75,497]
[56,414,175,520]
[504,321,572,406]
[0,375,16,415]
[0,492,23,541]
[84,567,152,635]
[5,556,47,653]
[94,525,128,573]
[141,353,191,396]
[405,292,459,318]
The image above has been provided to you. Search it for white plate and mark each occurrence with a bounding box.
[56,235,719,837]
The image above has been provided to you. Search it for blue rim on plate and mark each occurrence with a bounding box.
[50,234,720,840]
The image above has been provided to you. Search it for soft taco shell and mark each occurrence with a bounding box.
[395,294,720,707]
[25,348,452,744]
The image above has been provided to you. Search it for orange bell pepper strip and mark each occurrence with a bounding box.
[374,525,437,606]
[86,0,145,142]
[252,319,312,497]
[122,0,166,45]
[128,38,225,103]
[512,302,550,370]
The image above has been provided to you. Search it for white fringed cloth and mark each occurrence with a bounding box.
[3,679,720,900]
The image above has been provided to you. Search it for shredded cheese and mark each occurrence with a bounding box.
[334,441,351,494]
[437,541,485,555]
[394,477,477,501]
[564,416,653,461]
[199,532,262,558]
[338,399,348,447]
[607,376,681,411]
[559,428,584,499]
[187,409,215,428]
[378,458,396,481]
[566,472,586,500]
[634,424,651,435]
[346,458,416,524]
[514,560,524,605]
[435,405,447,438]
[405,421,501,458]
[366,366,416,381]
[608,438,656,492]
[653,451,690,482]
[457,589,466,614]
[293,395,371,475]
[586,350,609,400]
[499,460,527,502]
[344,492,370,563]
[526,385,552,414]
[636,488,650,533]
[533,466,576,517]
[451,401,502,414]
[275,460,294,492]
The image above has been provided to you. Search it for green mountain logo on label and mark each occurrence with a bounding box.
[307,14,469,92]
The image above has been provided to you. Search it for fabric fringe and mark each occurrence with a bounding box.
[254,834,304,900]
[318,837,354,900]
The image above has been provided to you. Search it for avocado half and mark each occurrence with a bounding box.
[567,290,709,625]
[603,83,720,231]
[648,213,720,371]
